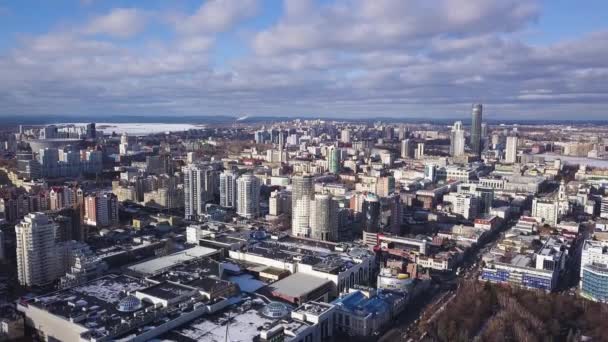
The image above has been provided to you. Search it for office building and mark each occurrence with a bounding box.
[505,135,518,163]
[471,104,483,157]
[292,174,314,237]
[219,170,238,208]
[236,174,260,219]
[362,193,381,233]
[450,121,465,157]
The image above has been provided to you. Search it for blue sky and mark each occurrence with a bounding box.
[0,0,607,119]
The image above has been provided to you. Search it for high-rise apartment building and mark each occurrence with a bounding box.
[309,193,338,241]
[236,174,260,219]
[292,174,314,237]
[219,170,238,208]
[16,213,60,286]
[183,164,217,221]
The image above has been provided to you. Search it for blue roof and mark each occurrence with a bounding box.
[331,291,390,316]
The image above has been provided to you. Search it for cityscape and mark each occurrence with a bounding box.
[1,1,608,342]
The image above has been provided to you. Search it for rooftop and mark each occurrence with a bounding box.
[267,273,331,298]
[127,246,219,276]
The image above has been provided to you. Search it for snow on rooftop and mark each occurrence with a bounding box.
[176,307,276,342]
[73,276,146,303]
[228,274,267,293]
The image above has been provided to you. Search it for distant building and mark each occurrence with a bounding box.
[328,147,341,174]
[400,139,413,159]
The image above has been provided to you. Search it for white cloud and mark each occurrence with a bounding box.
[175,0,258,34]
[0,0,607,119]
[253,0,540,55]
[84,8,148,38]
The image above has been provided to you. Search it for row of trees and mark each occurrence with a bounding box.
[421,281,608,342]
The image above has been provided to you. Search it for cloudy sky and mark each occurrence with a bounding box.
[1,0,607,119]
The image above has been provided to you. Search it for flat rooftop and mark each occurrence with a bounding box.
[137,282,194,300]
[127,246,219,276]
[23,275,150,339]
[147,257,222,283]
[267,273,331,298]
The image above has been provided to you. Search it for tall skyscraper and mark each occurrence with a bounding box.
[219,170,238,208]
[505,135,518,164]
[401,139,413,159]
[292,174,314,237]
[471,104,483,157]
[328,147,341,174]
[450,121,466,157]
[16,213,59,286]
[183,164,217,221]
[309,193,338,241]
[236,174,260,219]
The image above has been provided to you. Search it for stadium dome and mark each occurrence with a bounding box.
[260,302,291,319]
[116,295,143,312]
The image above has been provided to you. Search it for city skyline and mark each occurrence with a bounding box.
[0,0,607,119]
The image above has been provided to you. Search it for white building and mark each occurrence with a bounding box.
[532,198,559,226]
[16,213,61,287]
[236,174,260,219]
[505,135,518,163]
[450,121,465,157]
[183,164,217,221]
[443,193,479,220]
[415,143,425,159]
[340,129,351,144]
[400,139,412,159]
